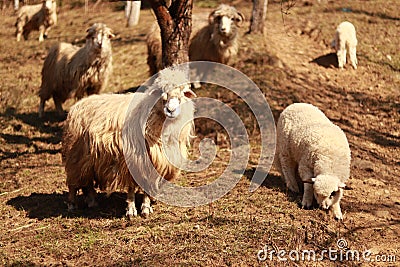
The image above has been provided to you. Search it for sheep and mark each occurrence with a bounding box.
[38,23,114,118]
[189,4,244,64]
[15,0,57,42]
[146,4,244,75]
[331,21,358,69]
[62,67,197,218]
[275,103,351,220]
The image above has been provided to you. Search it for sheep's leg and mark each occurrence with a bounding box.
[38,98,46,118]
[126,188,138,219]
[349,45,358,70]
[82,185,98,208]
[141,194,153,217]
[331,189,344,220]
[279,152,299,193]
[43,26,51,39]
[38,25,45,42]
[337,47,346,69]
[331,201,343,220]
[298,161,314,208]
[302,183,314,209]
[53,97,65,117]
[67,186,78,211]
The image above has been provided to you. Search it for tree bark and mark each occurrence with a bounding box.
[249,0,268,34]
[149,0,193,69]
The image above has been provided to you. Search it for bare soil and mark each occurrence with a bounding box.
[0,1,399,266]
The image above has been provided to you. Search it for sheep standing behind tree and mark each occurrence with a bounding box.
[15,0,57,42]
[275,103,351,220]
[189,4,244,64]
[331,21,358,69]
[38,23,114,118]
[146,4,244,75]
[62,68,197,218]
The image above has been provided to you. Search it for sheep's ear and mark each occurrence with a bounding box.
[183,88,197,99]
[208,11,216,24]
[235,12,245,27]
[338,182,346,189]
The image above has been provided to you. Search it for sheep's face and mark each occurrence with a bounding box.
[43,0,55,12]
[209,6,244,38]
[86,23,114,53]
[161,84,196,119]
[312,175,345,209]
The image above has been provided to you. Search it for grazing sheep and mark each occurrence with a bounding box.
[15,0,57,42]
[331,21,358,69]
[146,4,244,75]
[38,23,114,118]
[189,4,244,64]
[62,68,196,218]
[275,103,351,220]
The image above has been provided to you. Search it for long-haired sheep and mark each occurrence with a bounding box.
[275,103,351,220]
[38,23,114,118]
[331,21,358,69]
[62,68,197,218]
[15,0,57,42]
[146,4,244,75]
[189,4,244,64]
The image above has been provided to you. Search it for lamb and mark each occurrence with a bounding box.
[15,0,57,42]
[189,4,244,64]
[331,21,358,69]
[62,67,196,218]
[275,103,351,220]
[146,4,244,75]
[38,23,114,118]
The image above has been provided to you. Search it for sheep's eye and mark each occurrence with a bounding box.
[330,191,337,198]
[215,16,222,22]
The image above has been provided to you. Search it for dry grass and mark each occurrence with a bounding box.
[0,1,399,266]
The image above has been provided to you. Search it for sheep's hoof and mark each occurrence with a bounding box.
[333,211,343,220]
[141,204,153,218]
[301,200,313,209]
[126,208,138,220]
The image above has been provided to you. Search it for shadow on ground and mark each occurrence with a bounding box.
[311,53,338,68]
[6,192,147,219]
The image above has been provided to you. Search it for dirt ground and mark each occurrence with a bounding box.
[0,0,399,266]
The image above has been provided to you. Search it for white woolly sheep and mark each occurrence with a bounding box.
[62,68,197,218]
[189,4,244,64]
[38,23,114,118]
[15,0,57,42]
[275,103,351,220]
[146,4,244,75]
[331,21,358,69]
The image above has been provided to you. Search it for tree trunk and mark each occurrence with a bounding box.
[126,1,141,27]
[249,0,268,34]
[149,0,193,69]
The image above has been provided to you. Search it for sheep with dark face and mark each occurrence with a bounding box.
[62,68,196,218]
[38,23,114,118]
[15,0,57,42]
